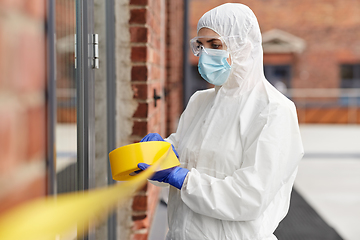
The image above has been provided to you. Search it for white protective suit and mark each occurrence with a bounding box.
[164,3,304,240]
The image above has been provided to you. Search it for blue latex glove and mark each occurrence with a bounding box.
[137,163,189,190]
[140,133,179,158]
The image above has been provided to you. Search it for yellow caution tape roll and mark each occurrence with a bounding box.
[109,141,180,181]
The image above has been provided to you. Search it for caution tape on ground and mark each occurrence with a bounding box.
[0,141,179,240]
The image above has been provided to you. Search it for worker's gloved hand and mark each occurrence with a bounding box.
[140,133,164,142]
[140,133,179,158]
[137,163,189,190]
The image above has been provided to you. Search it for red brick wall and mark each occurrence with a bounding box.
[0,0,47,213]
[129,0,184,238]
[129,0,184,239]
[189,0,360,89]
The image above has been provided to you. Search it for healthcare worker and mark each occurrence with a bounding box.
[138,3,304,240]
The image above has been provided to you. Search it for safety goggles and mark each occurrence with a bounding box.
[190,36,227,56]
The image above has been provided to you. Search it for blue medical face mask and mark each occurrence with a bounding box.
[198,48,231,86]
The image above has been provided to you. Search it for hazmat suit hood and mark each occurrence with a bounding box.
[197,3,265,95]
[164,3,304,240]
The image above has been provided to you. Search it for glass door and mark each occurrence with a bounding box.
[47,0,95,239]
[52,0,95,194]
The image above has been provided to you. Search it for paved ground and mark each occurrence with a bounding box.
[274,189,343,240]
[295,124,360,240]
[149,124,360,240]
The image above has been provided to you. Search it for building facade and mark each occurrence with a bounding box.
[189,0,360,123]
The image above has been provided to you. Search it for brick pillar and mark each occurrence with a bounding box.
[129,0,167,239]
[130,2,166,139]
[127,0,185,238]
[0,1,47,213]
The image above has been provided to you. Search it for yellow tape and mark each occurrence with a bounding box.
[109,141,180,181]
[0,142,178,240]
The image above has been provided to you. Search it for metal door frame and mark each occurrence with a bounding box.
[75,0,95,194]
[76,1,96,239]
[46,0,56,196]
[105,0,117,239]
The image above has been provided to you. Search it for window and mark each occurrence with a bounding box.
[340,64,360,88]
[264,65,292,94]
[339,64,360,106]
